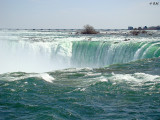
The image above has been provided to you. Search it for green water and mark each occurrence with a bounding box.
[72,41,160,67]
[0,30,160,120]
[0,58,160,120]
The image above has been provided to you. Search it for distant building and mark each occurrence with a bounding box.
[128,26,133,30]
[138,27,142,30]
[143,26,148,30]
[156,26,160,30]
[148,26,160,30]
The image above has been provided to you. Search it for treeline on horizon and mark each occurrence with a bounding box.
[128,25,160,30]
[1,25,160,31]
[1,25,160,36]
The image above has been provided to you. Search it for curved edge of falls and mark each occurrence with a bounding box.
[0,40,160,73]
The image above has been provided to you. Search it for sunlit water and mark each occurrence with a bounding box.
[0,29,160,120]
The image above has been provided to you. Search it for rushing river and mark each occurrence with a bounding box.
[0,29,160,120]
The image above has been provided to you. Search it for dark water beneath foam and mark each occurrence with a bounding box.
[0,58,160,120]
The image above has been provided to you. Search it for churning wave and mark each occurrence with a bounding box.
[0,58,160,119]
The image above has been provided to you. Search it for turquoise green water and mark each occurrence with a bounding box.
[0,58,160,120]
[0,30,160,120]
[72,41,160,67]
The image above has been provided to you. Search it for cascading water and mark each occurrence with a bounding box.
[0,38,72,73]
[71,41,160,68]
[1,30,160,120]
[0,34,160,73]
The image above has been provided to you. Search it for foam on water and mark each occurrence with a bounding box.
[109,73,160,84]
[0,30,160,73]
[40,73,54,83]
[80,72,160,91]
[0,72,55,83]
[0,61,160,119]
[1,30,160,120]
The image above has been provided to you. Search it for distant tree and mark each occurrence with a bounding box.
[138,27,142,30]
[130,30,147,36]
[81,25,99,34]
[143,26,148,30]
[130,30,140,35]
[141,30,147,34]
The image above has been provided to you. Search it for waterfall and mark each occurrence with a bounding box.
[0,37,160,73]
[71,41,160,68]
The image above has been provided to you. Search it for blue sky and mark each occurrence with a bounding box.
[0,0,160,29]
